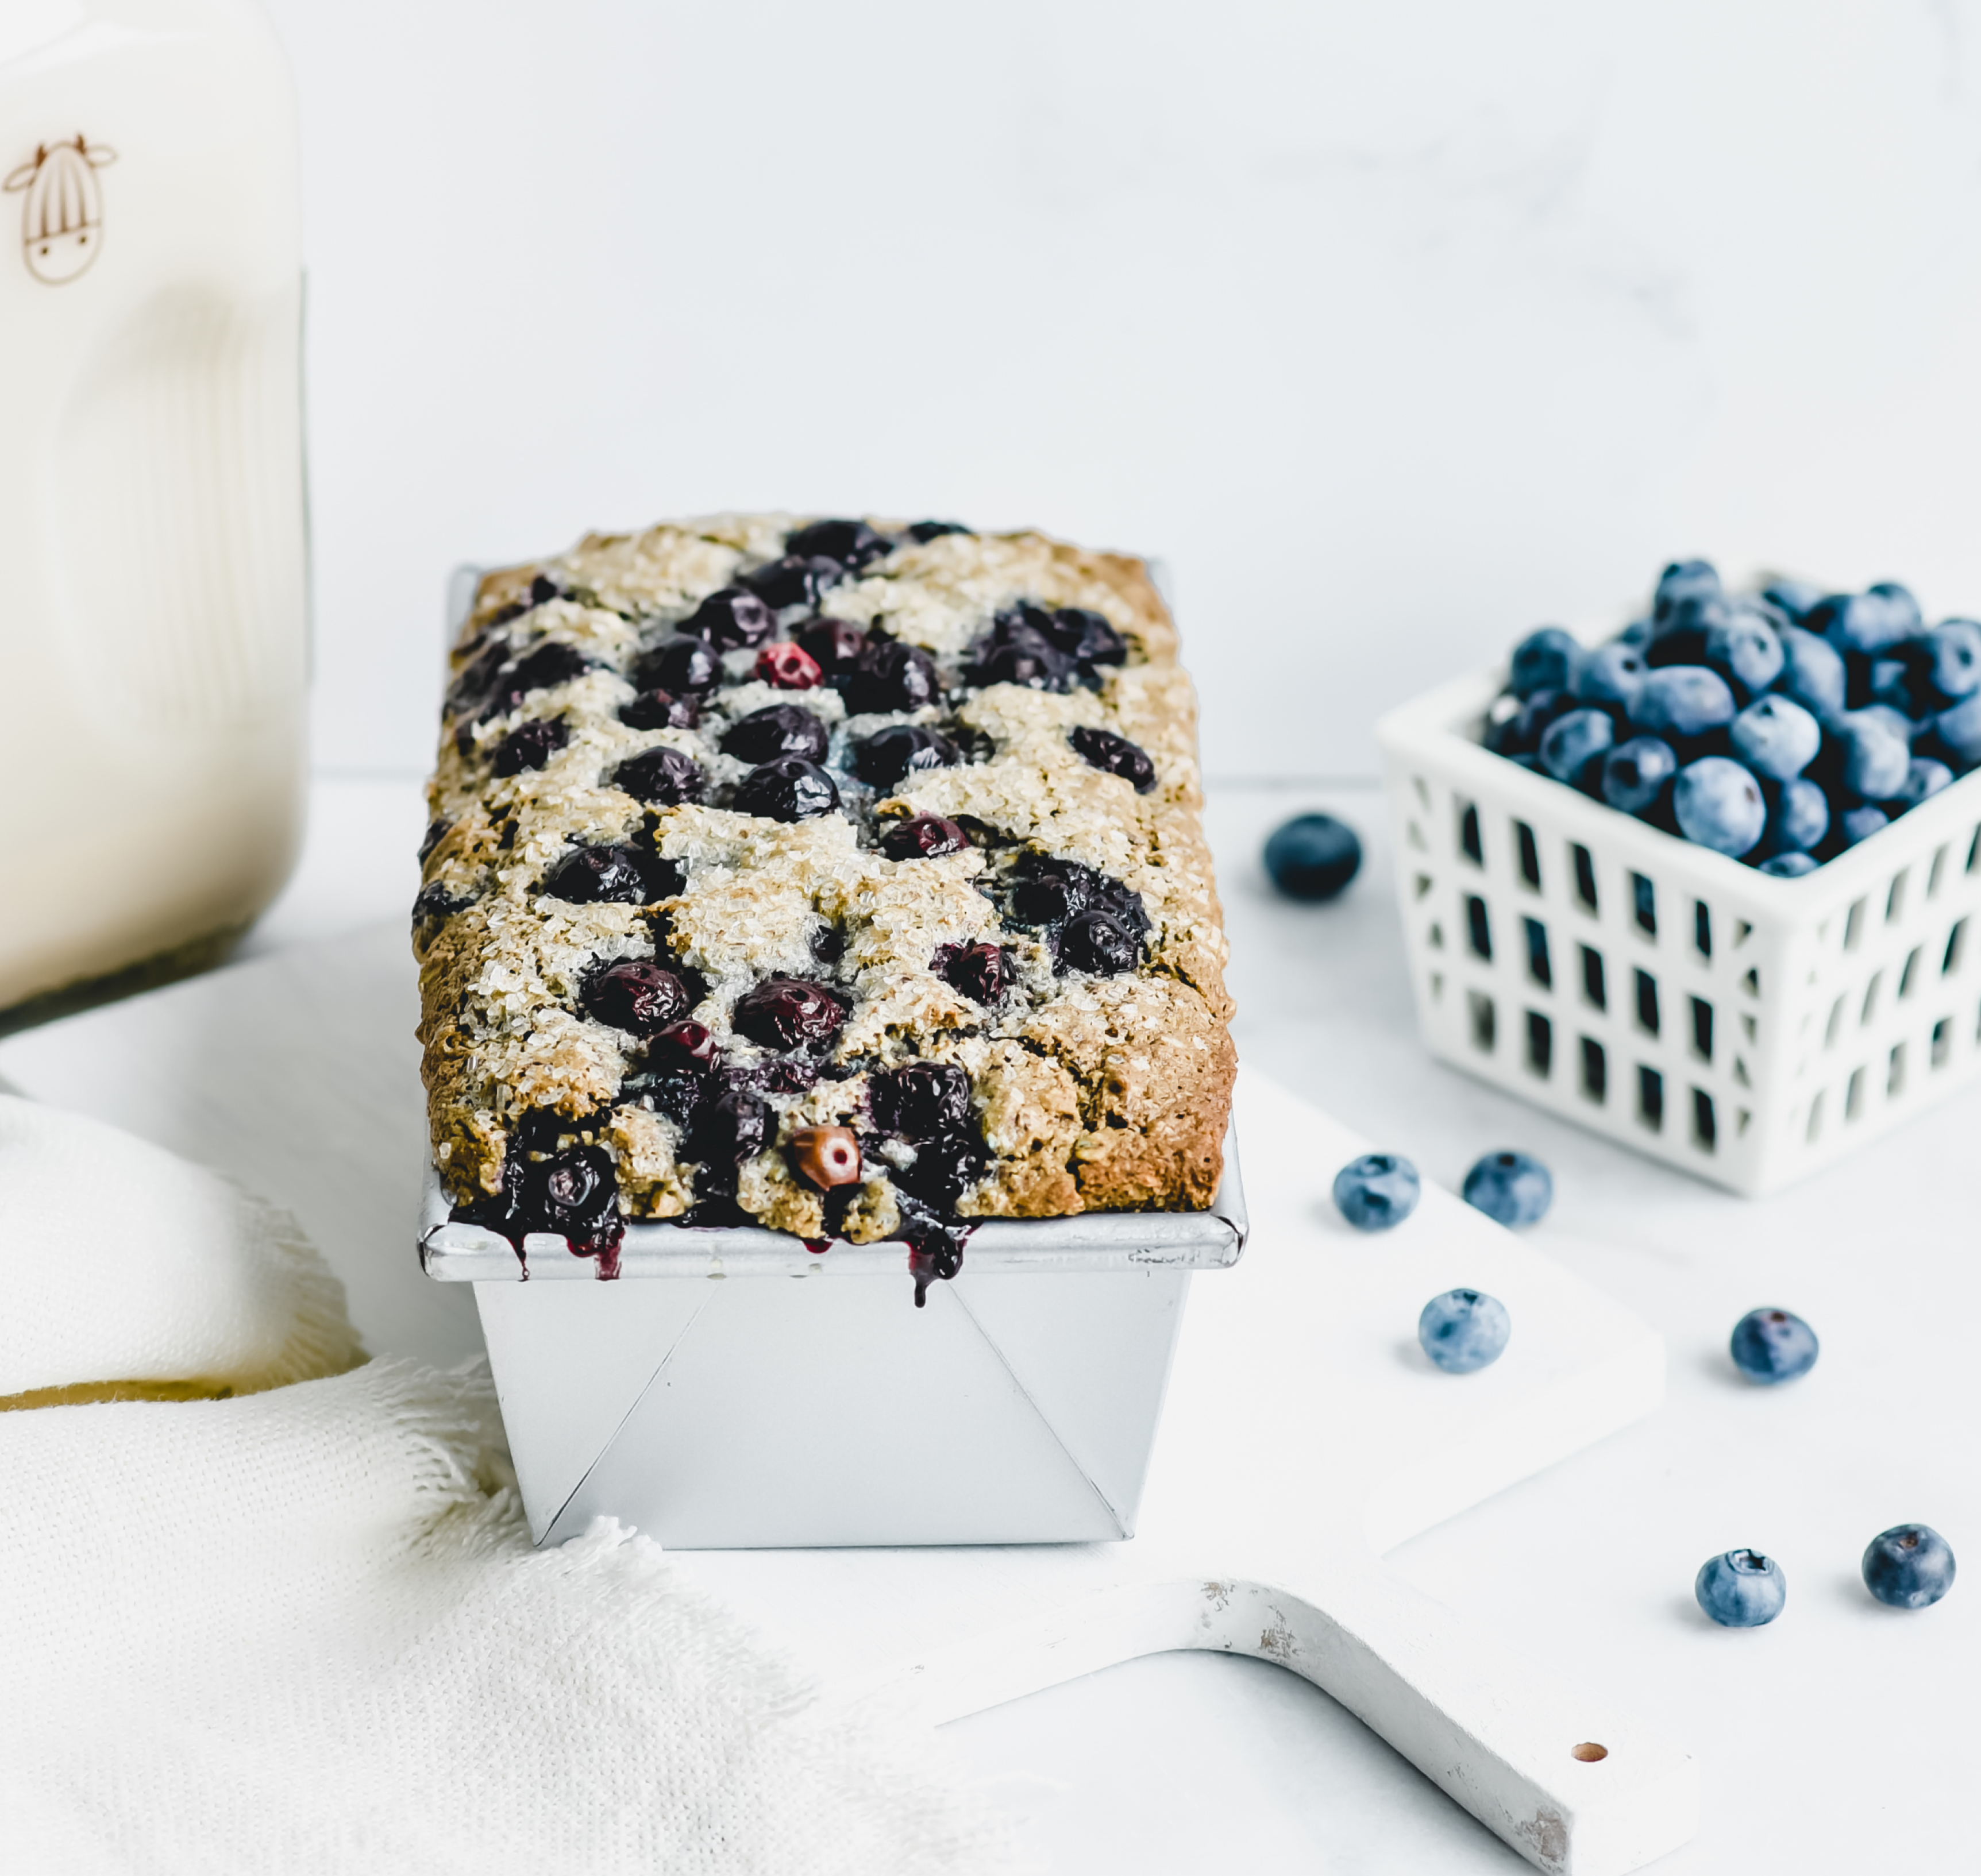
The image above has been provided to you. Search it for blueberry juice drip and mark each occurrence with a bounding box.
[895,1196,975,1307]
[566,1215,626,1281]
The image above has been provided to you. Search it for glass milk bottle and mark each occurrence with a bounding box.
[0,0,306,1011]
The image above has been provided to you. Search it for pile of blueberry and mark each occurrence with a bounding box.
[1486,560,1980,873]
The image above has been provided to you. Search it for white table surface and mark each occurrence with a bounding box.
[91,773,1981,1870]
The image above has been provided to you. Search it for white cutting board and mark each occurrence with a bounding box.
[0,924,1697,1874]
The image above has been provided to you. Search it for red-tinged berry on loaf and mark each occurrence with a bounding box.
[932,941,1011,1006]
[756,642,823,689]
[880,815,968,860]
[789,1125,862,1190]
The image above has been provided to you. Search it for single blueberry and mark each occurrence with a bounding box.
[932,940,1012,1006]
[1868,580,1925,637]
[1069,724,1158,792]
[1332,1153,1421,1232]
[905,520,972,543]
[1601,736,1679,815]
[1729,1307,1820,1383]
[1857,702,1916,745]
[581,959,692,1037]
[612,745,706,806]
[795,616,873,675]
[637,634,723,695]
[1485,687,1578,757]
[839,638,941,716]
[1934,692,1981,769]
[1813,589,1915,655]
[870,1061,973,1141]
[1417,1288,1512,1374]
[1654,558,1722,619]
[515,1142,623,1255]
[1673,757,1767,856]
[1645,593,1728,669]
[1870,651,1933,721]
[966,611,1078,692]
[742,554,846,612]
[1924,620,1981,701]
[1635,666,1738,739]
[1263,814,1362,902]
[1045,607,1129,668]
[1776,626,1849,721]
[853,723,959,788]
[1762,577,1824,621]
[1840,804,1891,847]
[686,1086,772,1167]
[541,844,656,906]
[1539,708,1615,787]
[721,704,831,766]
[1861,1524,1957,1610]
[1695,1550,1787,1628]
[733,757,841,822]
[679,586,776,649]
[1769,776,1830,854]
[460,640,592,725]
[491,716,569,777]
[1576,642,1649,713]
[1896,758,1953,806]
[1510,627,1581,699]
[784,518,891,572]
[1058,910,1140,975]
[1705,610,1786,699]
[620,688,699,731]
[1837,711,1912,799]
[879,814,969,860]
[1729,695,1821,782]
[1759,851,1819,877]
[731,976,848,1051]
[411,880,471,938]
[1461,1149,1552,1227]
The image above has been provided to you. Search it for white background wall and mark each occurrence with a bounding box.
[263,0,1981,783]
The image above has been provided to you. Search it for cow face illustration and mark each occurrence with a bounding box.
[6,135,117,284]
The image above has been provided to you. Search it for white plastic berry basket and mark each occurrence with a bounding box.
[1377,666,1981,1196]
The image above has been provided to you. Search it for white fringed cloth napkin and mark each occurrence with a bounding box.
[0,1097,1008,1875]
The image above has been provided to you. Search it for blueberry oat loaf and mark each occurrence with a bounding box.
[415,515,1235,1287]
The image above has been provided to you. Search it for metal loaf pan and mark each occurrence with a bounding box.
[419,1130,1247,1550]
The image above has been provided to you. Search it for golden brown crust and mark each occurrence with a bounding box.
[415,515,1234,1236]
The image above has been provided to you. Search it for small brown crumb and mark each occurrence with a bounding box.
[790,1125,862,1191]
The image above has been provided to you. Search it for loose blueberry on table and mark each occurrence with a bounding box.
[1262,813,1362,902]
[1332,1153,1421,1230]
[1861,1524,1956,1609]
[1461,1151,1552,1228]
[1728,1307,1819,1384]
[1694,1549,1787,1627]
[1417,1288,1511,1373]
[1486,559,1980,868]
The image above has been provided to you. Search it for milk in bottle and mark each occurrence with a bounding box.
[0,0,306,1009]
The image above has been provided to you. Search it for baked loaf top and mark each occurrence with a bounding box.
[415,514,1235,1277]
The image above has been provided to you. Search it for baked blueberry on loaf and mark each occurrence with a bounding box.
[415,515,1235,1291]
